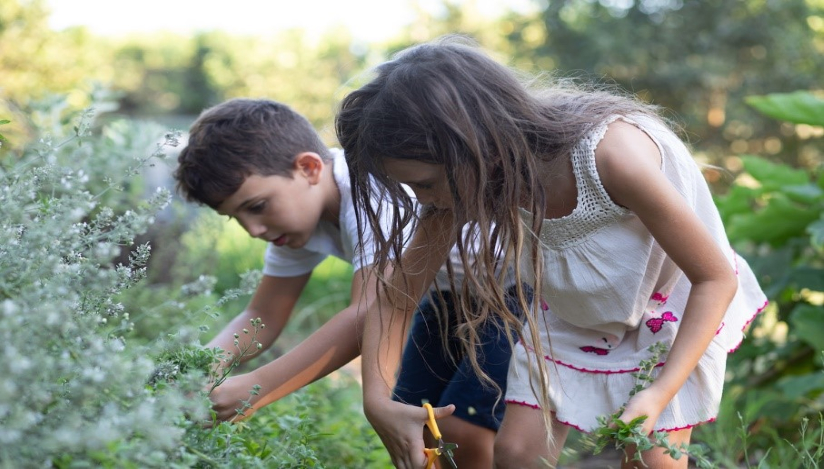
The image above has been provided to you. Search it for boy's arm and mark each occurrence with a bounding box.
[362,209,457,469]
[207,273,311,373]
[209,265,375,421]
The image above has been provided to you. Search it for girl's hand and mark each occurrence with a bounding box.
[364,396,454,469]
[209,372,263,422]
[616,386,670,437]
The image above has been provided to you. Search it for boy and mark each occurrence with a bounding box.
[173,98,516,467]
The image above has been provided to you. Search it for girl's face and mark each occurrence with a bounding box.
[382,158,454,210]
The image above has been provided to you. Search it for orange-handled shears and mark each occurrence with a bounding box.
[423,403,458,469]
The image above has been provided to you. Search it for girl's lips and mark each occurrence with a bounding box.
[272,235,287,246]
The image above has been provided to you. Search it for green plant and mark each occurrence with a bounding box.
[0,98,386,468]
[588,342,714,467]
[701,90,824,466]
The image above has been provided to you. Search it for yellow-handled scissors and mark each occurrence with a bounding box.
[423,403,459,469]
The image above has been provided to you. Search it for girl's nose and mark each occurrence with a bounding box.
[413,189,434,206]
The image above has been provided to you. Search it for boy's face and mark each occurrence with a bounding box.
[216,154,328,249]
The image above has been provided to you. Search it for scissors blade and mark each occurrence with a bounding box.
[439,441,459,468]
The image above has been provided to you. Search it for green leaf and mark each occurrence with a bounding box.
[776,373,824,399]
[715,185,762,225]
[746,92,824,126]
[727,194,821,245]
[808,218,824,252]
[741,155,810,188]
[782,184,824,205]
[789,304,824,351]
[0,119,10,125]
[746,246,794,298]
[789,266,824,292]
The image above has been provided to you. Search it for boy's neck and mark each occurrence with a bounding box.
[319,158,341,227]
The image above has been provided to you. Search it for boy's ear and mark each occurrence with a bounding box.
[293,152,324,185]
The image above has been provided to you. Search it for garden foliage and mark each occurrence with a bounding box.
[0,98,388,468]
[700,91,824,466]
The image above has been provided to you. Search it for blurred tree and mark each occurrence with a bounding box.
[0,0,110,145]
[506,0,824,175]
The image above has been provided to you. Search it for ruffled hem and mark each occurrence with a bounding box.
[503,401,718,434]
[723,299,767,353]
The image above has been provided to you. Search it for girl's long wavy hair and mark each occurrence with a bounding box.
[336,36,661,441]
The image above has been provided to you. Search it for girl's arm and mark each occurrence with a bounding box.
[596,121,738,433]
[361,208,456,469]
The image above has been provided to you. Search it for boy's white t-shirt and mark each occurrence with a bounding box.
[261,149,501,291]
[262,148,384,277]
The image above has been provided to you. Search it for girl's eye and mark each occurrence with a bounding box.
[413,183,433,190]
[248,202,266,213]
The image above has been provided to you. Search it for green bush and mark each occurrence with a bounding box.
[0,99,387,468]
[700,91,824,466]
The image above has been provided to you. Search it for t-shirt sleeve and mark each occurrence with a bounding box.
[262,243,327,277]
[348,190,416,272]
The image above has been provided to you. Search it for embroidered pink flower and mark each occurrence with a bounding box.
[651,292,669,304]
[579,346,610,356]
[540,299,549,311]
[646,311,678,333]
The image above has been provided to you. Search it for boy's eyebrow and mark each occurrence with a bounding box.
[219,197,256,216]
[232,197,260,213]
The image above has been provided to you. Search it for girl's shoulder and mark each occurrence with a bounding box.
[590,118,664,209]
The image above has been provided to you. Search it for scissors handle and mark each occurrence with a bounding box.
[423,403,442,440]
[423,447,440,469]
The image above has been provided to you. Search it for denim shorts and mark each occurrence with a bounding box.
[392,286,527,431]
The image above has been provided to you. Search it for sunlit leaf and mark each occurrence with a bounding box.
[745,92,824,126]
[741,155,810,188]
[727,194,820,245]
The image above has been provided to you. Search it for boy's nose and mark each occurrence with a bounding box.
[244,221,268,239]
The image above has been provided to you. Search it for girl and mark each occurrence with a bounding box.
[336,37,767,469]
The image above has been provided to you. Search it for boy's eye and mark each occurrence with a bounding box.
[248,202,266,213]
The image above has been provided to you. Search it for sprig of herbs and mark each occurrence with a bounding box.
[588,342,715,468]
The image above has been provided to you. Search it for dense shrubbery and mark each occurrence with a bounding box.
[0,98,388,468]
[696,91,824,467]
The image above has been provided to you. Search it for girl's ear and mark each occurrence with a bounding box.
[293,152,324,185]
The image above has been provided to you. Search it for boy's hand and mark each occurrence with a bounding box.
[364,395,454,469]
[209,372,263,422]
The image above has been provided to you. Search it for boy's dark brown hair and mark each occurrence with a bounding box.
[174,98,330,208]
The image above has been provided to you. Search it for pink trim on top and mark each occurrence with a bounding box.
[504,399,718,434]
[732,246,740,275]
